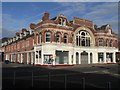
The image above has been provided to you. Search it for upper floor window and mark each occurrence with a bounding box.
[59,18,66,26]
[56,33,61,43]
[37,35,39,44]
[76,30,91,47]
[106,39,109,47]
[59,18,62,25]
[45,32,51,42]
[39,34,42,44]
[99,39,103,46]
[110,40,112,47]
[64,34,68,43]
[62,19,66,26]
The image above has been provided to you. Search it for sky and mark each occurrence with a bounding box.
[1,1,119,38]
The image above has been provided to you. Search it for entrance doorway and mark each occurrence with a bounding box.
[81,51,88,64]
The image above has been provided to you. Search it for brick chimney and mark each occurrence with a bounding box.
[42,11,49,21]
[22,28,27,33]
[16,32,20,36]
[30,23,36,29]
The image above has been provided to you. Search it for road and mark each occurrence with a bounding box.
[1,62,120,89]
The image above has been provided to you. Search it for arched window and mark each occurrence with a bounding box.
[56,33,61,43]
[59,18,62,25]
[45,32,51,42]
[63,19,66,26]
[110,40,112,47]
[106,39,109,47]
[86,37,90,46]
[64,34,68,43]
[99,39,103,46]
[36,35,39,44]
[39,34,42,44]
[76,30,91,47]
[59,18,66,26]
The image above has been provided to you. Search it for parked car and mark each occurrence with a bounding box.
[4,60,10,64]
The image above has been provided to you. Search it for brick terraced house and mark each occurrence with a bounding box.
[1,12,118,65]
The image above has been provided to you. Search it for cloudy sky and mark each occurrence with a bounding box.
[1,1,119,38]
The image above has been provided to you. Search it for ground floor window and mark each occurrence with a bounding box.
[43,54,53,64]
[106,53,113,62]
[56,50,69,64]
[98,53,104,62]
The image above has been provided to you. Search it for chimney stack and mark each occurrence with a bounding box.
[42,11,49,21]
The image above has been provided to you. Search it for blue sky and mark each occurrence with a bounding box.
[2,2,119,38]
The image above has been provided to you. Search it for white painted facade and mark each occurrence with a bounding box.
[34,43,118,65]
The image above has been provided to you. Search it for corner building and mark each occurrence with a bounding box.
[2,12,118,65]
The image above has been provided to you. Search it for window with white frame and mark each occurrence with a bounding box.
[59,18,62,25]
[110,40,112,47]
[63,19,66,26]
[56,33,61,43]
[64,33,68,43]
[106,39,109,47]
[99,39,103,47]
[37,35,39,44]
[59,18,66,26]
[39,34,42,44]
[45,32,51,42]
[76,30,91,47]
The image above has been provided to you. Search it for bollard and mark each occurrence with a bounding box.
[13,71,16,86]
[82,78,85,90]
[48,72,51,89]
[64,74,67,90]
[108,82,111,90]
[31,71,33,87]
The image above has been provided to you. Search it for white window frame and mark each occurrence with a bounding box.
[45,32,51,43]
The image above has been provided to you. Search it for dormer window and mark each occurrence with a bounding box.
[59,18,66,26]
[59,18,62,25]
[63,19,66,26]
[106,24,112,34]
[108,29,111,34]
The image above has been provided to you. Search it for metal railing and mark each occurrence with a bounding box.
[2,71,114,89]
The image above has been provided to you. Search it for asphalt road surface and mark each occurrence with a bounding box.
[1,62,120,89]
